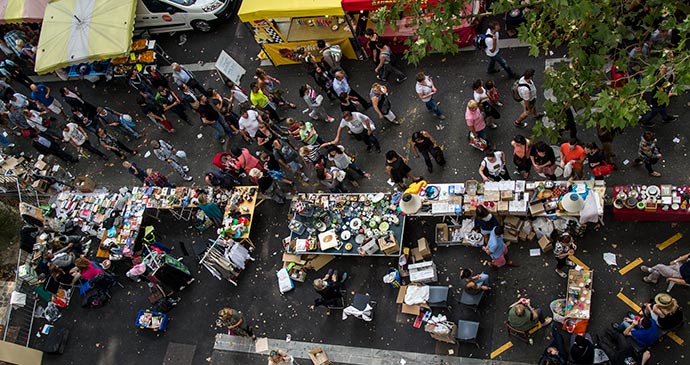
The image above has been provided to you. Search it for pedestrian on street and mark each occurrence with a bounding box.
[333,71,371,109]
[62,122,108,160]
[415,72,445,121]
[584,143,608,180]
[483,226,517,268]
[364,28,381,66]
[259,151,295,187]
[338,92,359,113]
[60,87,97,118]
[213,152,240,174]
[137,96,175,133]
[144,168,173,188]
[559,138,586,179]
[237,107,264,143]
[530,141,558,180]
[155,87,192,125]
[465,100,489,142]
[7,104,32,137]
[553,233,577,278]
[328,110,380,153]
[30,83,67,119]
[249,168,286,204]
[209,88,241,131]
[250,81,282,122]
[23,109,50,135]
[97,127,136,160]
[411,130,440,173]
[256,68,297,109]
[485,80,503,106]
[386,150,416,189]
[472,79,500,128]
[311,65,338,100]
[227,81,251,110]
[479,149,510,182]
[31,132,77,163]
[639,79,678,126]
[370,82,400,125]
[633,131,662,177]
[0,59,33,88]
[144,65,169,89]
[316,166,348,193]
[96,106,140,140]
[205,169,241,190]
[514,69,542,128]
[196,194,224,227]
[268,349,294,365]
[374,39,407,83]
[295,120,323,145]
[150,139,192,181]
[596,126,617,169]
[70,108,101,135]
[231,147,265,176]
[484,21,518,79]
[128,69,155,100]
[299,144,325,169]
[511,135,531,178]
[198,95,233,144]
[299,83,335,122]
[317,39,341,71]
[272,139,310,182]
[9,92,34,111]
[256,121,279,151]
[122,161,148,183]
[179,83,200,113]
[171,63,207,96]
[326,144,370,185]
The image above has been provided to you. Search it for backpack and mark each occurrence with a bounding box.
[511,80,530,102]
[327,45,342,63]
[473,33,493,50]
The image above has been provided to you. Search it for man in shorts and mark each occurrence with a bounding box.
[30,83,67,119]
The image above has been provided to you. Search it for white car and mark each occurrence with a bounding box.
[135,0,238,34]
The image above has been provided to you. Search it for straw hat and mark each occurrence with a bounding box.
[399,193,422,215]
[313,278,327,291]
[654,293,678,311]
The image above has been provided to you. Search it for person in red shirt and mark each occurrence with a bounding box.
[560,139,586,179]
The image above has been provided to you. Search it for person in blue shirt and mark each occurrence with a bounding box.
[613,315,659,348]
[30,83,67,119]
[482,226,518,268]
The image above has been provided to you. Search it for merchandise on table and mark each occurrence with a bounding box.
[613,184,690,221]
[566,269,593,320]
[286,193,405,256]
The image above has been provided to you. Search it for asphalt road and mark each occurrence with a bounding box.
[15,12,690,365]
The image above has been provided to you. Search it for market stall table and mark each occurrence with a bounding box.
[613,185,690,221]
[565,269,593,320]
[287,193,405,257]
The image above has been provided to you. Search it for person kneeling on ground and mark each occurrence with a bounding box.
[508,297,552,331]
[612,314,659,348]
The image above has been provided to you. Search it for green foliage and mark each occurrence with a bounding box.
[0,200,22,248]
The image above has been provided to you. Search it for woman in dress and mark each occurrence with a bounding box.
[385,150,416,189]
[411,130,440,173]
[511,135,531,178]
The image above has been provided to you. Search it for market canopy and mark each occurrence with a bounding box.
[0,0,49,24]
[341,0,439,12]
[34,0,137,74]
[238,0,345,23]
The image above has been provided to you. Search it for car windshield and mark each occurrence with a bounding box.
[167,0,196,5]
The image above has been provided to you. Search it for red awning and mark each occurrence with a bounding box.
[342,0,438,12]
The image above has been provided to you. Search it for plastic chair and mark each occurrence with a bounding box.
[428,286,450,309]
[459,290,484,312]
[456,320,480,347]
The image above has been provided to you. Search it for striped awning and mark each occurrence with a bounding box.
[0,0,49,24]
[34,0,137,74]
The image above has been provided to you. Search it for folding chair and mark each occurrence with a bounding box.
[428,286,450,309]
[326,290,347,310]
[505,321,531,343]
[459,290,484,312]
[456,320,480,348]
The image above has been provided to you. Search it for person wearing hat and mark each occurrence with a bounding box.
[216,307,255,339]
[249,168,285,204]
[640,293,683,330]
[268,349,293,365]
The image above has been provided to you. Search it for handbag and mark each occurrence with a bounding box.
[468,132,487,151]
[432,146,446,165]
[592,163,613,177]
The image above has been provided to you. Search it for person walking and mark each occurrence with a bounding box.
[70,108,101,135]
[60,87,97,118]
[96,106,140,140]
[596,126,618,169]
[374,39,407,83]
[299,83,335,122]
[216,308,255,339]
[155,87,192,125]
[30,83,67,119]
[272,139,310,182]
[553,233,577,278]
[316,166,348,193]
[317,39,341,71]
[634,131,662,177]
[370,82,400,125]
[472,79,500,128]
[237,107,264,143]
[326,144,370,186]
[311,65,338,100]
[31,132,77,163]
[479,149,510,182]
[484,21,518,78]
[144,168,174,187]
[197,194,224,227]
[249,81,282,122]
[328,110,380,153]
[0,59,33,88]
[385,150,416,189]
[171,62,207,96]
[205,169,241,190]
[122,161,148,183]
[295,120,323,145]
[150,139,193,181]
[415,72,445,122]
[332,71,371,109]
[411,130,440,173]
[256,68,297,109]
[483,226,517,268]
[96,127,136,160]
[128,69,155,101]
[511,135,531,178]
[198,95,233,144]
[249,168,286,204]
[465,100,489,142]
[62,122,108,160]
[514,69,542,128]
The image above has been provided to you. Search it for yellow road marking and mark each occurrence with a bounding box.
[619,258,643,275]
[666,331,685,346]
[569,255,590,270]
[490,341,513,359]
[616,292,641,313]
[657,233,682,251]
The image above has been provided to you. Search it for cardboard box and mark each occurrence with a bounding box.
[527,231,537,241]
[435,223,448,243]
[538,236,553,252]
[529,202,545,215]
[396,285,408,304]
[360,239,379,255]
[411,247,424,262]
[503,216,522,229]
[503,228,519,242]
[304,255,334,271]
[501,190,514,201]
[484,190,500,201]
[308,347,331,365]
[498,201,509,213]
[378,234,399,256]
[417,237,432,259]
[282,253,302,263]
[32,179,49,192]
[518,231,528,241]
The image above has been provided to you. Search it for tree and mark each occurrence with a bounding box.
[378,0,690,139]
[0,200,22,248]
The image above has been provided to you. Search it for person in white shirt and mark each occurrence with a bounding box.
[415,72,445,120]
[485,21,518,79]
[514,69,542,128]
[238,108,264,141]
[332,71,371,109]
[326,110,380,153]
[61,122,108,159]
[479,149,510,181]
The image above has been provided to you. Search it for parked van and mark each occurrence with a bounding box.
[135,0,237,34]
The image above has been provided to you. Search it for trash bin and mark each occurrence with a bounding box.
[550,298,566,324]
[74,176,95,193]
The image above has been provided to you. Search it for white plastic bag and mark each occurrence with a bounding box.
[562,161,573,179]
[532,217,554,239]
[404,285,430,305]
[276,268,294,293]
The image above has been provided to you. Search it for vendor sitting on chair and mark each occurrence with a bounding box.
[507,297,552,331]
[310,269,348,315]
[460,268,490,295]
